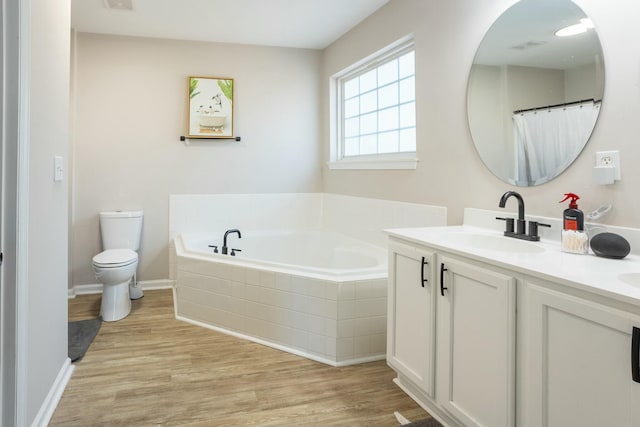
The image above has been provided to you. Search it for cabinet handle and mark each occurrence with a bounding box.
[633,327,640,383]
[421,257,428,287]
[440,263,448,296]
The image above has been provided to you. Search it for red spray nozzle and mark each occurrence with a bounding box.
[559,193,580,209]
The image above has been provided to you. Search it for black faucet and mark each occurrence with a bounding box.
[499,191,526,235]
[497,191,550,241]
[222,229,241,255]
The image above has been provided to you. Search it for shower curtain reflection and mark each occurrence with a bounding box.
[513,101,600,186]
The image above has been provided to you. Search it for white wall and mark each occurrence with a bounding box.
[72,34,322,287]
[27,0,70,423]
[72,0,640,289]
[322,0,640,228]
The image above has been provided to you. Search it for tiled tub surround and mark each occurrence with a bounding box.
[170,193,447,365]
[175,240,388,366]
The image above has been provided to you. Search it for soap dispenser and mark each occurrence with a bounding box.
[559,193,588,254]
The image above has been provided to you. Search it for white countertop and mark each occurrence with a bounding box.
[387,225,640,307]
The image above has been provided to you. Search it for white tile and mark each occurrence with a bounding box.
[325,337,337,358]
[324,318,337,337]
[216,263,233,280]
[356,279,387,299]
[338,319,357,338]
[355,298,386,318]
[275,273,292,291]
[305,314,326,336]
[291,275,308,295]
[338,300,357,320]
[244,284,260,302]
[245,268,260,286]
[274,290,294,309]
[306,278,327,299]
[230,265,245,283]
[262,287,279,306]
[273,307,295,327]
[337,337,354,359]
[291,329,309,350]
[260,270,276,288]
[307,332,326,355]
[291,311,307,330]
[355,282,373,299]
[320,299,338,319]
[339,282,356,300]
[292,293,310,313]
[370,333,387,354]
[325,281,339,301]
[371,316,387,334]
[271,324,293,346]
[228,296,244,315]
[354,335,371,355]
[231,282,246,300]
[355,318,372,336]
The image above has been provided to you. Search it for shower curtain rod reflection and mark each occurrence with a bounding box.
[514,98,601,114]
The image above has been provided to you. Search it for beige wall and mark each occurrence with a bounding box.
[72,34,322,287]
[322,0,640,228]
[27,0,70,422]
[72,0,640,288]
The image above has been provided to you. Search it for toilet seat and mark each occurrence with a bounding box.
[92,249,138,268]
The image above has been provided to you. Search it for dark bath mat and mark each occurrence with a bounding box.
[68,317,102,362]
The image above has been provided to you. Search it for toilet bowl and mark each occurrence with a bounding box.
[92,249,138,321]
[93,210,143,321]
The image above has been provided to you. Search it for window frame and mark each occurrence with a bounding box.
[329,36,418,170]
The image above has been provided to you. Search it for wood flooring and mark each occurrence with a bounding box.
[50,289,430,426]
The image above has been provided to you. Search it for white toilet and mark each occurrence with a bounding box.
[92,211,143,322]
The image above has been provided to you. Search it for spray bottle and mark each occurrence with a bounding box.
[559,193,588,254]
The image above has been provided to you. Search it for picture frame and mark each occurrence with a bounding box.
[186,76,234,139]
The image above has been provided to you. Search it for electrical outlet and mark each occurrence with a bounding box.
[595,150,621,180]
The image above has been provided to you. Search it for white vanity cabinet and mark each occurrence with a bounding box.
[387,230,640,427]
[436,255,516,427]
[387,236,517,427]
[519,278,640,427]
[387,240,436,398]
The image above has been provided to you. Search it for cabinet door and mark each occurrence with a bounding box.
[520,280,640,427]
[387,240,436,397]
[437,255,516,427]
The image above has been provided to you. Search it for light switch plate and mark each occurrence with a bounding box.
[54,156,63,182]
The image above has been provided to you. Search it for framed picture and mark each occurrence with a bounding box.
[187,76,234,138]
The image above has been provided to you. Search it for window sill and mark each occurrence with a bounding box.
[327,156,419,170]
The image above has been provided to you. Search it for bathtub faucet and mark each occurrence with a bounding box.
[222,229,242,255]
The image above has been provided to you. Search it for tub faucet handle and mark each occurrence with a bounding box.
[230,248,242,256]
[208,244,218,254]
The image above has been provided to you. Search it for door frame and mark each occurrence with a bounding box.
[1,0,31,425]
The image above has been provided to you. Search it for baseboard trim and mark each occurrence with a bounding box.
[30,357,75,427]
[68,279,175,299]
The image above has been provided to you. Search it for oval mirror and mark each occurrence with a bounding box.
[467,0,604,186]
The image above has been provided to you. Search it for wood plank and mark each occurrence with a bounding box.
[51,289,430,426]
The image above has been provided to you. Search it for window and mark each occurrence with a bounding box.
[330,38,417,170]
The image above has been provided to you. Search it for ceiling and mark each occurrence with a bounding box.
[71,0,390,50]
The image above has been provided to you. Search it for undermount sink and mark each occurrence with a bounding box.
[618,273,640,287]
[444,232,546,254]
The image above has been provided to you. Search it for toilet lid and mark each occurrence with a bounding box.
[92,249,137,268]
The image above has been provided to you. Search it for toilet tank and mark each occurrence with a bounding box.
[99,211,143,251]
